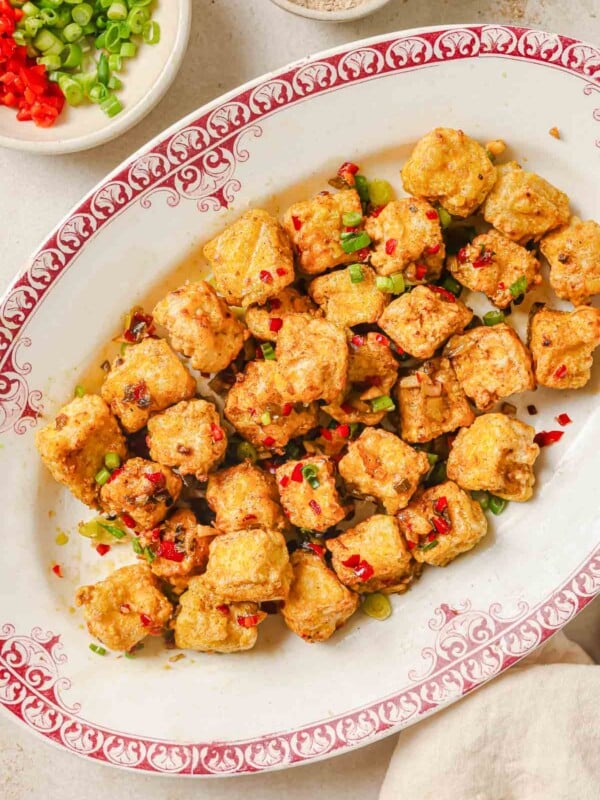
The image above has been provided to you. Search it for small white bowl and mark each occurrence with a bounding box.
[0,0,191,155]
[270,0,392,22]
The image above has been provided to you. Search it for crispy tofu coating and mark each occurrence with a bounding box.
[224,360,318,451]
[276,314,348,404]
[138,509,215,582]
[35,395,126,508]
[397,357,475,443]
[147,399,227,481]
[281,550,359,642]
[75,564,172,652]
[397,481,487,567]
[308,265,388,327]
[99,457,182,529]
[174,575,265,653]
[153,281,247,373]
[378,285,473,359]
[203,209,294,307]
[282,189,363,275]
[364,198,445,280]
[482,161,570,244]
[401,128,497,218]
[445,324,535,411]
[100,337,196,433]
[447,230,541,309]
[327,515,420,594]
[206,463,289,533]
[204,527,292,603]
[245,287,318,342]
[528,305,600,389]
[447,413,539,501]
[338,429,429,514]
[540,217,600,305]
[276,455,349,533]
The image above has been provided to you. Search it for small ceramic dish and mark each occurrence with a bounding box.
[0,0,191,155]
[270,0,392,22]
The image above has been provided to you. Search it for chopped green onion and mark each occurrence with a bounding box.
[376,273,405,294]
[144,546,155,564]
[427,453,439,466]
[307,476,320,490]
[61,42,83,68]
[236,441,259,463]
[441,274,463,297]
[120,41,136,58]
[483,310,505,326]
[260,342,276,361]
[89,83,109,103]
[368,179,393,207]
[100,94,123,118]
[97,521,126,540]
[370,395,395,412]
[107,1,128,21]
[390,272,405,294]
[96,51,109,85]
[342,211,363,227]
[118,22,131,40]
[94,31,106,49]
[62,22,82,42]
[132,538,143,555]
[376,276,393,293]
[354,174,370,208]
[471,490,490,510]
[437,206,452,229]
[94,467,111,486]
[340,231,371,254]
[260,411,272,426]
[104,22,121,51]
[72,3,94,26]
[362,592,392,620]
[33,28,63,53]
[108,53,122,71]
[108,75,122,91]
[127,6,149,34]
[74,384,86,397]
[348,263,364,284]
[104,452,121,470]
[301,464,318,481]
[509,275,528,298]
[489,495,507,515]
[285,440,302,460]
[349,422,360,437]
[89,643,107,656]
[420,540,439,551]
[425,461,447,487]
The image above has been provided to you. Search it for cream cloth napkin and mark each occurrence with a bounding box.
[380,632,599,800]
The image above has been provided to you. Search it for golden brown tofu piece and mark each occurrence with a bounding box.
[397,357,475,443]
[379,285,473,359]
[203,527,292,603]
[174,575,265,653]
[447,413,539,501]
[276,314,348,404]
[100,337,196,433]
[75,564,173,652]
[206,463,289,533]
[401,128,496,218]
[147,399,227,481]
[327,515,420,594]
[445,324,535,411]
[397,481,487,567]
[99,457,181,529]
[203,209,294,307]
[338,429,429,514]
[282,189,363,275]
[482,161,570,244]
[35,395,126,508]
[364,198,445,280]
[153,281,247,373]
[308,265,388,327]
[528,305,600,389]
[447,229,541,310]
[540,217,600,305]
[276,455,349,533]
[245,287,318,342]
[224,360,318,452]
[281,550,359,642]
[138,509,215,581]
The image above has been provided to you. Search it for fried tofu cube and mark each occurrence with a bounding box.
[327,515,420,593]
[75,564,173,652]
[338,429,429,514]
[528,305,600,389]
[153,281,248,373]
[99,456,182,529]
[397,481,487,567]
[276,455,349,533]
[308,265,389,327]
[364,198,445,280]
[282,189,363,275]
[203,527,292,603]
[447,413,539,501]
[203,209,294,307]
[379,285,473,360]
[100,337,196,433]
[445,323,535,411]
[224,360,318,452]
[401,128,497,218]
[206,463,289,533]
[146,399,227,481]
[447,229,541,309]
[245,287,318,342]
[276,314,348,404]
[397,357,475,443]
[138,509,215,581]
[35,395,126,508]
[281,551,359,642]
[174,575,265,653]
[482,161,570,244]
[540,217,600,305]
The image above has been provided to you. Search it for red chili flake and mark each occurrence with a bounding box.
[370,205,385,217]
[291,463,304,482]
[556,413,572,426]
[375,333,389,346]
[132,382,148,403]
[432,516,451,535]
[237,614,259,628]
[292,215,302,231]
[385,238,398,255]
[427,532,437,542]
[140,614,152,627]
[498,281,506,290]
[341,402,354,414]
[351,334,365,347]
[276,267,287,277]
[120,604,131,614]
[338,161,359,177]
[355,560,374,581]
[269,317,283,332]
[151,528,161,540]
[342,554,361,568]
[553,364,568,379]
[533,430,564,447]
[259,270,273,284]
[279,475,290,488]
[107,466,124,484]
[211,423,224,442]
[473,250,494,269]
[337,423,351,438]
[415,263,428,280]
[262,436,276,448]
[355,247,370,262]
[344,225,359,234]
[309,499,322,516]
[434,496,448,513]
[269,298,282,310]
[121,513,136,529]
[157,540,185,562]
[216,604,229,616]
[428,285,456,302]
[426,209,439,220]
[243,513,257,521]
[51,564,62,578]
[457,247,469,264]
[406,540,416,550]
[426,243,441,255]
[96,543,111,557]
[307,543,325,557]
[281,402,293,417]
[145,471,166,487]
[320,427,333,441]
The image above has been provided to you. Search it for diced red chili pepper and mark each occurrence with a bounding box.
[280,475,290,488]
[425,243,441,255]
[269,317,283,332]
[157,540,185,562]
[292,215,302,231]
[385,238,398,255]
[473,250,494,269]
[281,402,293,417]
[140,614,152,627]
[457,247,468,264]
[216,604,229,616]
[354,560,374,581]
[307,543,325,557]
[96,544,111,557]
[355,247,371,262]
[434,496,448,513]
[344,226,358,234]
[151,528,161,540]
[337,423,350,438]
[406,540,416,550]
[432,516,451,535]
[51,564,62,578]
[259,270,273,284]
[309,499,322,515]
[276,267,287,277]
[428,285,456,303]
[351,334,365,347]
[364,375,382,387]
[556,413,572,426]
[370,206,385,217]
[320,427,333,441]
[426,209,439,220]
[120,604,131,614]
[338,161,359,177]
[121,513,136,529]
[243,513,257,521]
[498,281,506,290]
[533,430,564,447]
[269,298,282,310]
[415,263,428,280]
[145,471,165,487]
[342,554,361,568]
[341,402,354,414]
[375,333,389,346]
[262,436,276,448]
[237,614,259,628]
[427,532,437,542]
[211,423,224,442]
[107,466,124,484]
[553,364,567,379]
[291,462,304,482]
